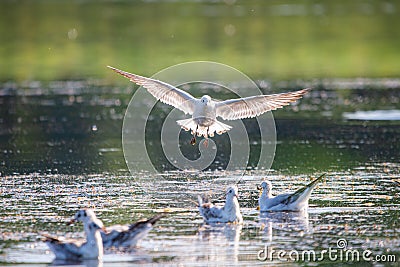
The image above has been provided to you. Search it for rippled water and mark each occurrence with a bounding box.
[0,80,399,265]
[0,168,399,266]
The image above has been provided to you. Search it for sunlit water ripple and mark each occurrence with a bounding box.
[0,166,398,266]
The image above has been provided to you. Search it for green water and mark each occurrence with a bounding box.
[1,81,399,175]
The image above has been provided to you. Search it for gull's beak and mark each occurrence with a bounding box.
[235,194,239,199]
[67,219,76,225]
[101,227,108,234]
[257,185,263,196]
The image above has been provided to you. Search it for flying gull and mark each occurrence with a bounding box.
[108,66,310,145]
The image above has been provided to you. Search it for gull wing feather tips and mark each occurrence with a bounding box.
[215,88,310,120]
[107,66,196,115]
[282,173,326,206]
[42,234,82,254]
[198,196,224,222]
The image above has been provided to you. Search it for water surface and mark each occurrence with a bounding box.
[0,170,399,266]
[0,81,399,265]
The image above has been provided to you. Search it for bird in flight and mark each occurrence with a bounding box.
[108,66,310,145]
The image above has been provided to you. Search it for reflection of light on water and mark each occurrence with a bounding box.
[0,170,399,265]
[259,211,310,243]
[343,110,400,121]
[197,224,242,264]
[2,242,149,265]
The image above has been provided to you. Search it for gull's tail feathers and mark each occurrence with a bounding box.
[285,173,326,206]
[208,120,232,137]
[177,119,232,138]
[129,214,164,231]
[198,195,211,207]
[198,195,203,207]
[177,118,197,133]
[198,195,213,221]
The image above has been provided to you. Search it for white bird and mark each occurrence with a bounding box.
[258,174,325,212]
[108,66,310,145]
[198,185,243,224]
[70,209,163,249]
[43,221,104,260]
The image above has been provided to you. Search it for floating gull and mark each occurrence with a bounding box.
[43,221,104,260]
[70,209,163,249]
[198,185,243,224]
[258,174,325,212]
[108,66,310,145]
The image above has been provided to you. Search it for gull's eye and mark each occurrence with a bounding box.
[229,189,232,194]
[83,211,87,217]
[77,213,81,218]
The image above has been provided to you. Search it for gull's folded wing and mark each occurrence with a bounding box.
[282,173,326,205]
[43,234,82,257]
[202,205,224,221]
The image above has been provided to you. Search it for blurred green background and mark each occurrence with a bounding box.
[1,0,400,82]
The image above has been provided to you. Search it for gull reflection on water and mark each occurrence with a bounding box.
[259,210,310,243]
[197,223,242,264]
[50,259,103,267]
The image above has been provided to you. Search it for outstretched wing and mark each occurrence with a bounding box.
[215,88,310,120]
[108,66,196,115]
